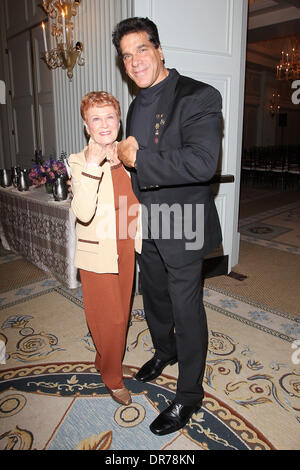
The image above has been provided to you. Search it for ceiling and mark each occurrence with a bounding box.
[247,0,300,67]
[248,0,300,43]
[249,0,300,12]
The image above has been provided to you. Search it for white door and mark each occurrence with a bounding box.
[133,0,248,273]
[31,24,56,160]
[4,0,56,169]
[7,26,56,168]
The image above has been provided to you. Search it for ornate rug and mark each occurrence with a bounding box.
[239,201,300,255]
[0,256,300,450]
[205,241,300,319]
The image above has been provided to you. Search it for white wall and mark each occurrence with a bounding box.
[51,0,133,157]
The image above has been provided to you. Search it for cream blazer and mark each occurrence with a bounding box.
[69,148,142,274]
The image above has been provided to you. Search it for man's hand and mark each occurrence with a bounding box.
[117,136,139,168]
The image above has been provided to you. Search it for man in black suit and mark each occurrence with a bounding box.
[112,17,222,436]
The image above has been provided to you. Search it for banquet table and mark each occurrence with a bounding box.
[0,185,79,288]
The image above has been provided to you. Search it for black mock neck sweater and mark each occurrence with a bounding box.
[129,69,174,149]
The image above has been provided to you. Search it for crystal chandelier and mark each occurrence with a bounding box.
[269,91,280,117]
[276,42,300,81]
[40,0,85,80]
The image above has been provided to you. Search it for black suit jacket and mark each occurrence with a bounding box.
[126,69,222,267]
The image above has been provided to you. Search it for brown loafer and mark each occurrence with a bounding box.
[108,387,132,406]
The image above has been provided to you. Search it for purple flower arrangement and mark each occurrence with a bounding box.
[29,157,67,187]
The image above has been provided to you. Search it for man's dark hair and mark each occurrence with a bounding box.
[112,17,161,60]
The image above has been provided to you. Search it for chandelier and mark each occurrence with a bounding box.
[276,42,300,81]
[269,91,280,117]
[40,0,85,80]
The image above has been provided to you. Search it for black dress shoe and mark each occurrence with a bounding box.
[150,401,201,436]
[135,356,177,383]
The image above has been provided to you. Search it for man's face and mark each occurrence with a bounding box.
[120,31,167,89]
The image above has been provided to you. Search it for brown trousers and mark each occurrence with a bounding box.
[80,238,135,390]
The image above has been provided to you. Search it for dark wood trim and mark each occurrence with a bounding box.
[210,174,235,184]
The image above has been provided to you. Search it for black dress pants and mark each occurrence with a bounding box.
[138,237,208,406]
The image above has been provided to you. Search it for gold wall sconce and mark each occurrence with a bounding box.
[41,0,85,80]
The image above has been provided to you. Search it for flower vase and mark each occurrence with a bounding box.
[45,182,53,194]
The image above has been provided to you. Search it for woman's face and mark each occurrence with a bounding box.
[84,105,120,145]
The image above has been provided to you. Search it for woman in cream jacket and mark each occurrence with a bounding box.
[69,91,141,406]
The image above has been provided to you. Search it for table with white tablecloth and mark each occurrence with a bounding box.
[0,185,79,288]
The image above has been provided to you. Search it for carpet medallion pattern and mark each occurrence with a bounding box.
[239,201,300,255]
[0,363,274,450]
[0,259,300,450]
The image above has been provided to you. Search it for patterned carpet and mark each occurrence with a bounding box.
[205,240,300,318]
[239,200,300,256]
[0,250,300,451]
[207,191,300,318]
